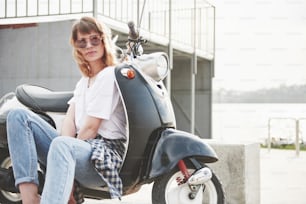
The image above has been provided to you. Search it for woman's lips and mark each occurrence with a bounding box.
[86,50,96,57]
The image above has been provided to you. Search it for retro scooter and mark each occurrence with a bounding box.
[0,21,224,204]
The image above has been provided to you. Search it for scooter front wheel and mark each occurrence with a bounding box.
[152,162,224,204]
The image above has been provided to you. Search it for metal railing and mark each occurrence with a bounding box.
[0,0,215,58]
[267,117,306,157]
[0,0,92,18]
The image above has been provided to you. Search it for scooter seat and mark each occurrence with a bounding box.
[16,84,73,112]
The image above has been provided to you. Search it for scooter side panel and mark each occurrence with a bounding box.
[149,128,218,178]
[115,65,163,187]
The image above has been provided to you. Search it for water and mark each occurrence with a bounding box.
[212,103,306,144]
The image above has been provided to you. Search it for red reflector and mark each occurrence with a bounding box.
[127,69,135,79]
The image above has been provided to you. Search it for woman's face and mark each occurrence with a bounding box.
[75,31,104,63]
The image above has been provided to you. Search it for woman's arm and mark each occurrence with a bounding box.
[77,116,102,140]
[61,103,77,137]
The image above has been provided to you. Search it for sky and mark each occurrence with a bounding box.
[212,0,306,91]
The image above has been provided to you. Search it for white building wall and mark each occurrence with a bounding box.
[0,20,80,95]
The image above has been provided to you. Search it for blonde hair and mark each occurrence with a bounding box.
[70,16,116,77]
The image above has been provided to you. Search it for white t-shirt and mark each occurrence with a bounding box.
[68,66,127,140]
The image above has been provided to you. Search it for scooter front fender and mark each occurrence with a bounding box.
[149,129,218,178]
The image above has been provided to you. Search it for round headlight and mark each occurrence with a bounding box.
[157,55,169,80]
[135,52,169,81]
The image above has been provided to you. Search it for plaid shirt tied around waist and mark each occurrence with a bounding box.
[74,135,126,203]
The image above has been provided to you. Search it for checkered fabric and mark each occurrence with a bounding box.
[88,135,126,199]
[73,181,84,204]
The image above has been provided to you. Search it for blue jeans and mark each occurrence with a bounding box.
[7,109,105,204]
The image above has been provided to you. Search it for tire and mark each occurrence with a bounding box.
[0,148,22,204]
[152,162,224,204]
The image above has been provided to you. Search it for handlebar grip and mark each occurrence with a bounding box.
[128,21,139,40]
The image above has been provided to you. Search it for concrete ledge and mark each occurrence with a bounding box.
[205,140,260,204]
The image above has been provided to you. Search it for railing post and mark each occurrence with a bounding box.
[296,119,300,157]
[191,55,196,135]
[268,118,271,152]
[190,0,197,134]
[268,117,302,156]
[137,0,139,26]
[93,0,98,18]
[166,0,173,96]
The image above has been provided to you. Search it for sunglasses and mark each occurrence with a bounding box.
[75,35,102,49]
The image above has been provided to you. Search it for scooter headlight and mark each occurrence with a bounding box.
[156,54,169,81]
[135,52,169,81]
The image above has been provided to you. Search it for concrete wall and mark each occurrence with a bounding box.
[207,141,261,204]
[0,20,80,95]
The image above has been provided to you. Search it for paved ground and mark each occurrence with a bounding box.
[84,149,306,204]
[260,149,306,204]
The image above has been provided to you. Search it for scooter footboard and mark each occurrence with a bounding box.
[149,129,218,178]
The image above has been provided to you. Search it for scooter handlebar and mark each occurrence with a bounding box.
[128,21,139,40]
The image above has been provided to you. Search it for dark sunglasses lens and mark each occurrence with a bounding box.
[90,36,101,46]
[75,40,86,48]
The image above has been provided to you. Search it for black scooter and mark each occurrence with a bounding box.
[0,21,224,204]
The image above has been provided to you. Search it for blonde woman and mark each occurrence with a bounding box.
[7,16,127,204]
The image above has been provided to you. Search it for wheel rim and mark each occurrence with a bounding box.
[0,157,21,202]
[165,169,218,204]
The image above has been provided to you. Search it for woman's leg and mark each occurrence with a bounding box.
[18,183,41,204]
[41,136,104,204]
[6,108,59,203]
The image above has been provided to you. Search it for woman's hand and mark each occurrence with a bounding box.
[77,116,102,140]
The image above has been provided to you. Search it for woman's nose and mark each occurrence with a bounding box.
[84,40,93,48]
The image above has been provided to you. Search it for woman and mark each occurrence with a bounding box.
[7,16,127,204]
